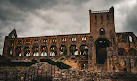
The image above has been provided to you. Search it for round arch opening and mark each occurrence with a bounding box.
[95,38,111,64]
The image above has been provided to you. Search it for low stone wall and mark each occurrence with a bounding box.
[0,69,26,81]
[0,62,137,81]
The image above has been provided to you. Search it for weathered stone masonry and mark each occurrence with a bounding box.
[2,7,137,73]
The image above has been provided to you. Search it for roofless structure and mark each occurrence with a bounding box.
[2,7,137,73]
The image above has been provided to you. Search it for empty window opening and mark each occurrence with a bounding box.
[72,37,76,42]
[124,61,126,66]
[26,40,30,44]
[62,38,66,42]
[26,52,30,56]
[81,63,86,69]
[34,40,38,43]
[80,45,88,56]
[24,46,30,56]
[50,45,57,56]
[60,45,67,55]
[100,28,105,35]
[129,36,133,42]
[41,46,48,56]
[8,47,13,56]
[82,37,86,41]
[12,34,15,38]
[33,46,39,56]
[41,52,47,56]
[52,38,56,43]
[33,52,39,56]
[10,49,13,55]
[15,46,21,56]
[43,39,47,43]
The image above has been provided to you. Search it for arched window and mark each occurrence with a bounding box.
[101,14,103,24]
[81,63,86,69]
[100,28,105,35]
[72,37,76,42]
[129,36,133,42]
[95,14,97,24]
[12,34,15,38]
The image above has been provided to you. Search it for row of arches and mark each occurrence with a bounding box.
[8,44,88,57]
[118,48,137,56]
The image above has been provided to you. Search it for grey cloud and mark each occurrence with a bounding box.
[124,5,137,35]
[0,0,137,55]
[8,0,57,11]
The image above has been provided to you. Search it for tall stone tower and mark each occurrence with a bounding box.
[88,7,118,72]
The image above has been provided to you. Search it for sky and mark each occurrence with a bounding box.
[0,0,137,55]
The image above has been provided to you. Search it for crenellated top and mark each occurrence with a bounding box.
[89,6,114,15]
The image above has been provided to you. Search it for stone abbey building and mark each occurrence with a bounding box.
[2,7,137,73]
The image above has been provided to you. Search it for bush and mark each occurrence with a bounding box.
[40,59,71,69]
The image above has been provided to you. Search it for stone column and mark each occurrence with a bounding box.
[57,44,60,56]
[48,44,50,56]
[30,45,33,56]
[67,43,70,55]
[77,44,80,55]
[88,36,94,71]
[38,45,41,56]
[13,45,16,56]
[21,46,24,56]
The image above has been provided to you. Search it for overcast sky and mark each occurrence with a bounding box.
[0,0,137,55]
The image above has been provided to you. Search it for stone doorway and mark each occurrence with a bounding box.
[95,38,111,71]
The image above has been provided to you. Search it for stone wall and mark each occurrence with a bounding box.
[1,62,137,81]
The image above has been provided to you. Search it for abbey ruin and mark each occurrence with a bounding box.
[2,7,137,74]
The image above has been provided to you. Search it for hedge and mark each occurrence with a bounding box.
[40,59,71,69]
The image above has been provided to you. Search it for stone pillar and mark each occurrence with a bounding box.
[57,44,60,56]
[77,44,80,55]
[30,45,33,56]
[107,47,114,72]
[21,46,24,56]
[13,46,16,56]
[38,45,41,56]
[107,47,119,72]
[88,36,94,71]
[48,44,50,56]
[67,43,70,55]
